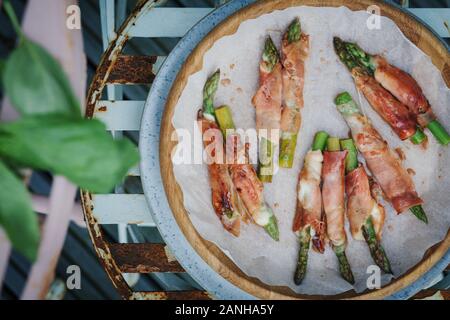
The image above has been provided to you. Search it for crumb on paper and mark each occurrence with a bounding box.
[221,78,231,86]
[274,202,279,208]
[97,106,107,112]
[230,63,235,70]
[394,147,406,160]
[407,168,416,176]
[236,87,243,94]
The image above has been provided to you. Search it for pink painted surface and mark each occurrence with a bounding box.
[0,0,88,300]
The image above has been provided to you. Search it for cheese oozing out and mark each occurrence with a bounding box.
[253,205,273,226]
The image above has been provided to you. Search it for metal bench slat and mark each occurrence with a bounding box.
[94,100,145,131]
[109,243,184,273]
[128,8,449,38]
[408,9,450,39]
[129,8,213,38]
[92,194,154,225]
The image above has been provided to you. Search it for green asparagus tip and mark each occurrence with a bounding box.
[362,217,393,274]
[410,205,428,224]
[427,120,450,146]
[410,127,427,145]
[312,131,329,152]
[286,18,301,44]
[344,42,375,74]
[335,92,353,105]
[294,227,311,285]
[334,245,355,285]
[262,37,279,72]
[333,37,358,71]
[327,137,341,152]
[335,93,361,116]
[264,215,279,241]
[202,70,220,116]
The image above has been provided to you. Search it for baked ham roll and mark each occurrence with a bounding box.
[292,150,325,252]
[322,150,348,248]
[252,37,283,181]
[345,166,385,241]
[335,95,424,214]
[352,67,417,141]
[198,113,242,236]
[372,56,435,127]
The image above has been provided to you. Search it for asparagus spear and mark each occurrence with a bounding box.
[294,226,311,285]
[293,131,328,285]
[215,105,280,241]
[279,18,304,168]
[262,36,280,73]
[333,37,427,145]
[338,38,449,145]
[199,71,244,236]
[334,244,355,285]
[341,139,392,273]
[326,137,355,284]
[335,92,428,223]
[203,69,221,119]
[362,217,392,274]
[340,139,358,174]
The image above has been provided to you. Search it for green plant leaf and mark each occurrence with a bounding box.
[0,160,40,261]
[2,39,81,118]
[0,115,139,193]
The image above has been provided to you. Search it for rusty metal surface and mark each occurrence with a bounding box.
[81,0,211,300]
[131,291,212,300]
[411,289,450,300]
[85,0,160,119]
[109,243,185,273]
[81,191,134,299]
[97,55,157,85]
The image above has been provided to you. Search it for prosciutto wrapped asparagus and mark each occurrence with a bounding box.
[343,41,450,145]
[252,37,283,182]
[279,18,309,168]
[215,105,279,241]
[322,137,354,284]
[292,131,328,285]
[341,139,392,273]
[333,37,426,145]
[197,71,244,236]
[335,92,427,223]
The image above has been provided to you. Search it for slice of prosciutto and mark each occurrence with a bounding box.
[372,56,436,127]
[198,112,242,236]
[225,133,274,227]
[352,67,417,140]
[346,166,385,241]
[252,54,283,145]
[292,150,325,252]
[280,33,309,134]
[322,151,348,248]
[340,108,423,213]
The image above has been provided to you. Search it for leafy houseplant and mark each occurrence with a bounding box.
[0,1,139,261]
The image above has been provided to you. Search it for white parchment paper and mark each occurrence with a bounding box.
[170,6,450,295]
